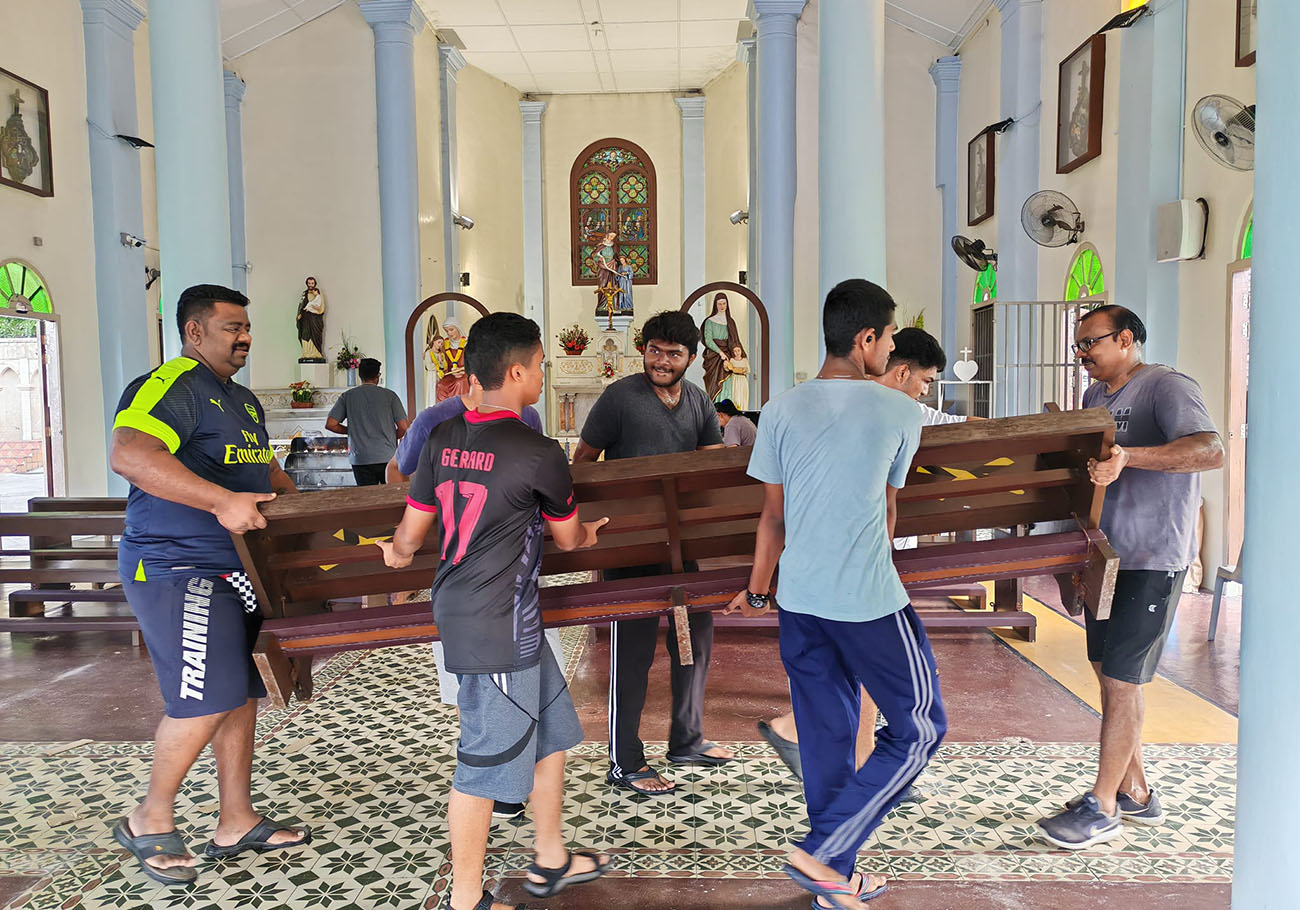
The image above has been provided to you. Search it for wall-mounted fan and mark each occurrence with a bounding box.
[1191,94,1255,171]
[950,236,997,272]
[1021,191,1085,247]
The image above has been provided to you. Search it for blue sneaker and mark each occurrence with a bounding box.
[1037,792,1123,849]
[1065,788,1164,825]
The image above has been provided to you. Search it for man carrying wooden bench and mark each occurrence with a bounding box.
[107,285,309,886]
[379,313,611,910]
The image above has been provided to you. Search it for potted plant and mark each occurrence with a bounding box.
[289,380,316,409]
[557,324,591,356]
[632,326,646,354]
[335,335,363,386]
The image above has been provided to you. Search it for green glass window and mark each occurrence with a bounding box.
[974,264,997,304]
[1241,216,1253,260]
[570,139,657,285]
[1065,247,1105,301]
[0,261,52,313]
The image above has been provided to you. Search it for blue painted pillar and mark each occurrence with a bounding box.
[1113,1,1185,369]
[930,56,962,375]
[80,0,149,494]
[360,0,426,403]
[819,0,886,308]
[739,38,759,399]
[752,0,806,396]
[223,72,249,295]
[147,0,232,362]
[993,0,1042,416]
[439,44,466,300]
[520,100,548,427]
[1234,3,1300,905]
[676,96,707,298]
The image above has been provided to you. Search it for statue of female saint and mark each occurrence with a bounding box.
[434,319,470,402]
[593,232,619,317]
[296,276,326,362]
[615,254,635,314]
[700,292,743,403]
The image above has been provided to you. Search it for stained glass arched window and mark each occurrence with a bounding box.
[0,261,52,313]
[974,264,997,304]
[570,138,657,286]
[1241,215,1253,259]
[1064,246,1105,301]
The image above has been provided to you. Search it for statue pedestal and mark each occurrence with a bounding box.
[296,362,331,388]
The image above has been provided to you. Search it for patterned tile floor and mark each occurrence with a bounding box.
[0,629,1234,909]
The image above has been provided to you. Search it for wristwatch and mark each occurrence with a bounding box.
[745,589,770,610]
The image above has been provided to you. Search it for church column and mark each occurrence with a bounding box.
[223,72,249,295]
[1113,1,1185,368]
[439,44,467,297]
[1234,3,1300,904]
[360,0,425,403]
[80,0,149,493]
[147,0,232,362]
[752,0,806,396]
[993,0,1043,415]
[520,100,548,427]
[675,96,707,299]
[739,37,759,397]
[819,0,886,309]
[930,56,962,374]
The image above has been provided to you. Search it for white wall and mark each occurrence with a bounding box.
[238,3,385,390]
[540,92,683,354]
[456,65,523,315]
[1,0,108,495]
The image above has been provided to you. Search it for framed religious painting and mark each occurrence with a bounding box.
[0,68,53,198]
[967,130,994,226]
[1056,35,1105,175]
[1236,0,1257,67]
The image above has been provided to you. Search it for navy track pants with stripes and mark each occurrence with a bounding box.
[781,604,947,875]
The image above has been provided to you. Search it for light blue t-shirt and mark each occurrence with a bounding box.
[747,379,922,623]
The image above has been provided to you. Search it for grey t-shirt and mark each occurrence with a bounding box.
[580,373,724,459]
[723,414,757,447]
[328,383,408,465]
[1082,364,1218,571]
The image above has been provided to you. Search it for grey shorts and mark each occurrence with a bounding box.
[453,648,585,803]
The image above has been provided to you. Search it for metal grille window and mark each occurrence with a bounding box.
[972,299,1097,417]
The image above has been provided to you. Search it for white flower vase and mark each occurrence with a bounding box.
[347,367,358,387]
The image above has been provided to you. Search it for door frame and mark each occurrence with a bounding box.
[0,309,66,497]
[1223,258,1252,566]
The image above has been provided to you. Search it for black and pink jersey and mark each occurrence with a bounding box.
[408,409,577,674]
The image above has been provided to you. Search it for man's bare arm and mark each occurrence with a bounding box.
[395,418,410,440]
[269,458,298,495]
[109,427,274,533]
[1088,431,1224,487]
[385,455,408,485]
[324,417,347,435]
[572,439,602,463]
[697,444,724,451]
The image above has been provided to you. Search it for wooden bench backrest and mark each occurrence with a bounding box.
[236,408,1113,617]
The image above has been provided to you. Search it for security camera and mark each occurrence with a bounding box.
[120,232,147,248]
[729,209,749,225]
[453,214,475,230]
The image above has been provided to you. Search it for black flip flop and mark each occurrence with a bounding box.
[444,888,529,910]
[606,766,677,797]
[758,720,804,780]
[522,850,612,898]
[112,817,197,887]
[666,741,736,767]
[203,816,312,859]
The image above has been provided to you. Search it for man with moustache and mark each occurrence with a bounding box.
[1037,305,1222,849]
[108,285,309,886]
[573,310,731,796]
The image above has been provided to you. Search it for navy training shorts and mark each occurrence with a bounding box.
[122,571,267,718]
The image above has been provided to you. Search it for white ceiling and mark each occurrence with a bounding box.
[218,0,994,89]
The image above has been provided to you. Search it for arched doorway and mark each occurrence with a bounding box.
[403,292,491,417]
[679,281,771,408]
[0,260,65,502]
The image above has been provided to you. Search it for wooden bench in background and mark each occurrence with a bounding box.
[236,408,1118,707]
[0,498,131,636]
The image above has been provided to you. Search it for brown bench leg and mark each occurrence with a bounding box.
[993,577,1034,642]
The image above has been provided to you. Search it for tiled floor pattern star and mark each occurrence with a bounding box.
[1,630,1234,909]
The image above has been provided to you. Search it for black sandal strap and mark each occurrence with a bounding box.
[525,853,573,886]
[444,889,498,910]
